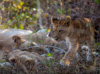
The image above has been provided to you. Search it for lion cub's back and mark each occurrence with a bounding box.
[72,18,94,43]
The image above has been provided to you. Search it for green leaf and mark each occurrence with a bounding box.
[99,69,100,73]
[46,29,51,33]
[8,19,11,24]
[87,22,92,26]
[37,39,42,42]
[33,29,37,33]
[47,53,53,57]
[97,42,100,46]
[62,8,65,14]
[57,9,61,14]
[19,25,24,29]
[67,8,71,14]
[0,59,6,63]
[16,15,20,19]
[94,0,100,4]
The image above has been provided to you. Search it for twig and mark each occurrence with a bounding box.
[19,45,66,53]
[77,51,87,62]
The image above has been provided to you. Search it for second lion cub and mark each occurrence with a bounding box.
[51,16,94,66]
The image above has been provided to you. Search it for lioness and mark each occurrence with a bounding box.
[0,29,67,52]
[0,29,33,52]
[51,16,94,66]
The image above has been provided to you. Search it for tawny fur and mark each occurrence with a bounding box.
[0,29,32,52]
[8,50,46,68]
[0,29,67,52]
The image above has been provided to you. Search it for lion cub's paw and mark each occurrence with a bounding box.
[60,59,70,66]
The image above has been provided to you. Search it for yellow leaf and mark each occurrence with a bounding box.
[20,1,24,6]
[46,29,51,33]
[17,10,20,13]
[18,5,21,9]
[66,15,71,18]
[13,17,16,19]
[45,13,48,17]
[23,7,26,11]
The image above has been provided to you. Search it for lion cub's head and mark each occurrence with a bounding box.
[51,16,72,41]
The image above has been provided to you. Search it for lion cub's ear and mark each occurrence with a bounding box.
[64,16,71,27]
[12,35,24,45]
[51,16,58,24]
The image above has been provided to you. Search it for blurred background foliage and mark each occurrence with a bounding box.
[0,0,100,32]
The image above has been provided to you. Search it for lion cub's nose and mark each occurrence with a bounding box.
[55,38,58,41]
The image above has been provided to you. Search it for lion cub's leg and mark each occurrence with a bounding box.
[60,39,79,66]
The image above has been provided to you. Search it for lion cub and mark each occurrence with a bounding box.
[51,16,94,66]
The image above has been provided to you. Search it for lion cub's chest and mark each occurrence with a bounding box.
[65,37,71,49]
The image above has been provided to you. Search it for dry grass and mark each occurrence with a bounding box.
[0,46,100,74]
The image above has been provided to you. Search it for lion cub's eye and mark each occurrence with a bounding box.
[59,30,63,33]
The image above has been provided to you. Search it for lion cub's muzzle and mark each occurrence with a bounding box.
[55,38,59,41]
[54,37,61,42]
[54,36,65,42]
